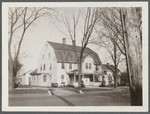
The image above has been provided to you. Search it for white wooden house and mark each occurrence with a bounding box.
[30,38,102,87]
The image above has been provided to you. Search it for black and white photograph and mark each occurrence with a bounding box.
[2,2,148,112]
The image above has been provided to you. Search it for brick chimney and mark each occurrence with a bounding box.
[62,38,66,44]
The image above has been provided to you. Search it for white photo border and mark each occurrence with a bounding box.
[2,2,148,112]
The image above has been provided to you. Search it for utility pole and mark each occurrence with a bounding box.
[120,8,132,87]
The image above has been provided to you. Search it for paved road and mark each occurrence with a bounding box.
[9,87,131,106]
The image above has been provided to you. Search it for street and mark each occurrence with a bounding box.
[9,86,131,106]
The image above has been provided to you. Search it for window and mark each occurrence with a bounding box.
[95,65,98,71]
[43,64,45,70]
[61,63,65,69]
[104,71,107,74]
[69,63,72,69]
[89,63,92,69]
[43,75,47,82]
[43,55,44,60]
[46,44,47,49]
[50,63,52,70]
[49,75,51,81]
[48,52,50,58]
[85,63,88,69]
[61,75,65,84]
[40,65,42,71]
[61,75,64,82]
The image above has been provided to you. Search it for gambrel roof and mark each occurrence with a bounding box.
[47,41,102,65]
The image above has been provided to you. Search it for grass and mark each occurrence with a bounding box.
[9,89,49,94]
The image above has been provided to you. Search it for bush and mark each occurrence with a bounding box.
[14,83,19,88]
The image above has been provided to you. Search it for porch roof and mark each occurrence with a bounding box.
[67,72,101,75]
[30,69,41,75]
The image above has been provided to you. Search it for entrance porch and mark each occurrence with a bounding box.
[68,72,101,87]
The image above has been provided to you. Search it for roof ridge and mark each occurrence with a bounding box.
[47,41,96,53]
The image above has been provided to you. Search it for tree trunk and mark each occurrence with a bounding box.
[122,8,142,106]
[114,72,117,88]
[8,58,14,90]
[114,38,118,88]
[78,51,84,88]
[78,62,82,88]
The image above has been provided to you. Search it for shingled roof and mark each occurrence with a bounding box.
[102,64,120,73]
[47,41,102,65]
[30,69,41,75]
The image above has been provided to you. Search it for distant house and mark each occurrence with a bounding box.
[101,63,121,86]
[30,38,102,87]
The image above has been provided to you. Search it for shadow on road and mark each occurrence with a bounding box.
[54,95,75,106]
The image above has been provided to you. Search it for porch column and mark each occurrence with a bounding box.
[93,74,95,83]
[74,74,76,82]
[82,74,84,78]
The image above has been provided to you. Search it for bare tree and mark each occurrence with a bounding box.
[94,7,125,88]
[58,8,98,87]
[8,7,54,90]
[94,32,125,88]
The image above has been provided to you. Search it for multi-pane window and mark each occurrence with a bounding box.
[40,65,42,71]
[89,63,92,69]
[61,75,64,81]
[69,63,72,69]
[95,65,98,71]
[61,63,65,69]
[43,64,45,70]
[85,63,88,69]
[49,75,51,82]
[43,75,47,82]
[49,52,50,58]
[61,75,65,84]
[85,63,92,69]
[50,63,52,70]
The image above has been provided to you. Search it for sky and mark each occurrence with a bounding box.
[10,8,126,74]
